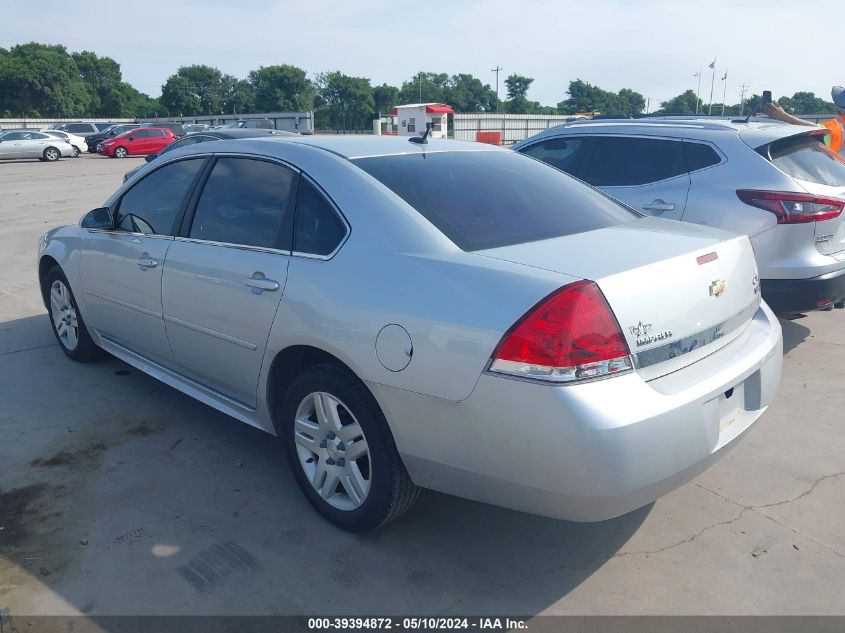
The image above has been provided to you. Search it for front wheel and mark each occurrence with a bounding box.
[43,266,101,362]
[113,146,128,159]
[281,363,419,531]
[43,147,60,162]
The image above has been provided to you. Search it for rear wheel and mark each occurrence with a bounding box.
[43,147,60,162]
[281,363,419,531]
[71,146,80,158]
[113,146,128,159]
[43,266,100,362]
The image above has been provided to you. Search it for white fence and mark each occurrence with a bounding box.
[453,113,579,144]
[0,117,134,130]
[143,112,314,134]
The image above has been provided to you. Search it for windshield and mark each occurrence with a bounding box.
[761,133,845,186]
[354,150,638,251]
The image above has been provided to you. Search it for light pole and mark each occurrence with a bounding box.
[491,65,502,112]
[418,72,423,102]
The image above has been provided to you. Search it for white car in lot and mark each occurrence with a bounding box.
[41,130,88,157]
[38,136,783,530]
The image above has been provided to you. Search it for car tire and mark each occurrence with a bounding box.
[71,146,81,157]
[113,146,128,159]
[43,266,101,362]
[280,363,419,531]
[43,147,60,162]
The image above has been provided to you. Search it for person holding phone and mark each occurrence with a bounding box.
[763,86,845,158]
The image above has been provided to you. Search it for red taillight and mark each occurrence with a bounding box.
[737,190,844,224]
[490,280,632,383]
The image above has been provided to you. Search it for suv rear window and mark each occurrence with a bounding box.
[354,150,637,251]
[762,134,845,186]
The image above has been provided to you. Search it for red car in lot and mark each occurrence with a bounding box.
[98,128,175,158]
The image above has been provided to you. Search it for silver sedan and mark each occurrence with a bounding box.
[37,136,783,531]
[0,130,74,161]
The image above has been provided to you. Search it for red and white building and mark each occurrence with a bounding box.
[389,103,454,139]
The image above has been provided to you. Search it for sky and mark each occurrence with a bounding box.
[0,0,838,109]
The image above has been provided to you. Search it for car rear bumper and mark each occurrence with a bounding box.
[371,302,783,522]
[762,266,845,312]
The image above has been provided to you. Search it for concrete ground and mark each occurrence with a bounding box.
[0,154,843,618]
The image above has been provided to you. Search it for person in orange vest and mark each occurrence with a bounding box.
[763,86,845,158]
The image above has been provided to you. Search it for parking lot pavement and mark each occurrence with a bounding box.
[0,155,843,617]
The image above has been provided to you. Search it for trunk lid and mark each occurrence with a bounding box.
[477,217,761,380]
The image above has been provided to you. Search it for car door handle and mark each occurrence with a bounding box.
[243,273,280,293]
[137,256,158,269]
[641,200,676,213]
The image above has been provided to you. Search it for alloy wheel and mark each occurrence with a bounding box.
[49,280,79,351]
[45,148,59,161]
[293,391,371,510]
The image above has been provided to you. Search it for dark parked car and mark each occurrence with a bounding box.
[85,124,144,153]
[140,122,186,137]
[123,128,296,181]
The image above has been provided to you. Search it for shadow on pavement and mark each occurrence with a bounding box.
[0,314,648,619]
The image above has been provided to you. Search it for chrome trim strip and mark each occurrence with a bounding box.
[633,300,761,369]
[82,290,162,319]
[173,236,290,256]
[163,314,258,350]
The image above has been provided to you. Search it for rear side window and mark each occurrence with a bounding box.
[519,137,587,176]
[354,150,637,251]
[67,124,93,134]
[189,158,297,249]
[133,130,153,138]
[116,159,205,235]
[582,136,687,187]
[684,141,722,172]
[294,179,347,256]
[762,134,845,186]
[161,135,205,154]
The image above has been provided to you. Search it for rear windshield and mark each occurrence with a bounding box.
[354,150,637,251]
[762,134,845,186]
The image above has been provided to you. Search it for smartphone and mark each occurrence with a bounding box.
[762,90,772,106]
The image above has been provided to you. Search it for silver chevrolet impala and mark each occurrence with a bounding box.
[37,136,783,531]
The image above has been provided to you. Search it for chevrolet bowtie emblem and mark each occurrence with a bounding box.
[709,280,726,297]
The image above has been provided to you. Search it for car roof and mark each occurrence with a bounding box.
[233,135,504,159]
[205,128,295,139]
[520,116,817,148]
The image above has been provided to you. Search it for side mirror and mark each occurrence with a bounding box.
[81,207,113,229]
[128,136,135,141]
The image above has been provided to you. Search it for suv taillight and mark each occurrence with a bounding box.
[489,280,632,383]
[737,190,844,224]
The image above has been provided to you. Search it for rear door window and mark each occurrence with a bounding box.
[294,179,347,256]
[762,134,845,186]
[684,141,722,172]
[518,136,588,176]
[188,157,297,249]
[581,136,688,186]
[354,150,637,251]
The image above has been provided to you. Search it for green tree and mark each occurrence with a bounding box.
[221,74,254,114]
[503,73,533,113]
[372,83,399,117]
[446,74,496,112]
[0,42,91,117]
[314,71,374,130]
[159,65,224,115]
[781,91,836,115]
[659,89,701,114]
[398,72,449,105]
[248,64,313,112]
[614,88,645,116]
[72,50,123,116]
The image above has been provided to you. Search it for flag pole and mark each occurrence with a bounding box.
[708,59,716,115]
[696,70,701,114]
[721,71,728,116]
